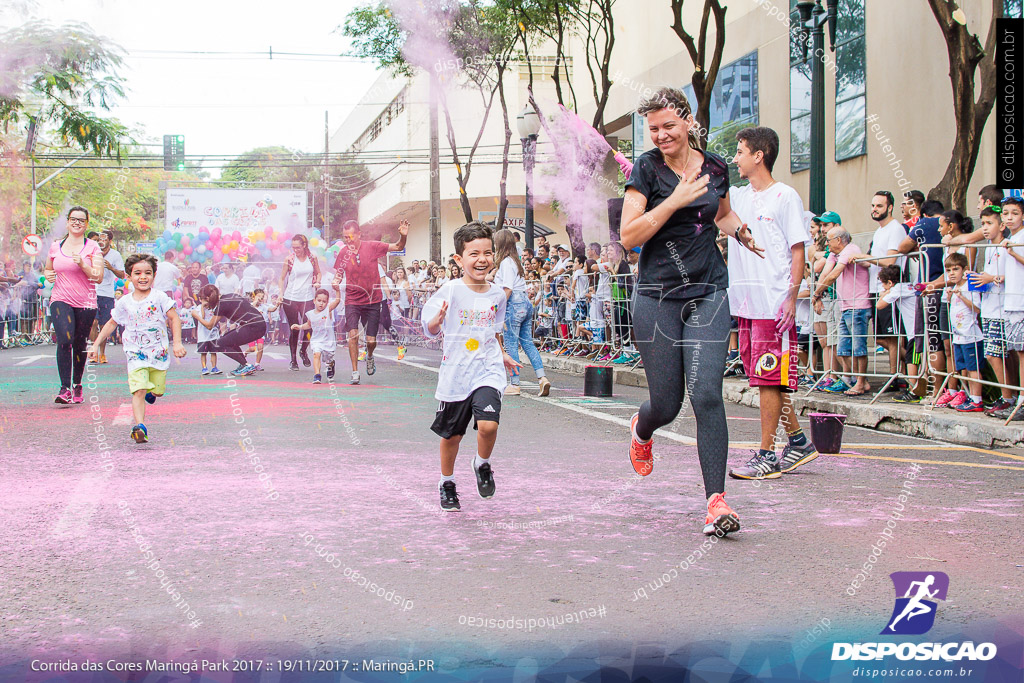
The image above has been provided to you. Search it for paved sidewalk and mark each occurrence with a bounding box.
[539,352,1024,448]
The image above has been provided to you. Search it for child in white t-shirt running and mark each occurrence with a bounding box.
[291,277,342,384]
[422,222,522,512]
[89,253,186,444]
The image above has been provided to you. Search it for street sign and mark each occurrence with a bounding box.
[22,234,43,256]
[134,241,157,254]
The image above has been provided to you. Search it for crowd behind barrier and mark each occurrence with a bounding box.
[6,200,1024,428]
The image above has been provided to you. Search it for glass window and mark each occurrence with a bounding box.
[790,2,810,173]
[834,0,866,161]
[684,50,759,185]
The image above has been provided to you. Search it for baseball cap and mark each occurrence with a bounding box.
[556,244,569,251]
[819,210,842,225]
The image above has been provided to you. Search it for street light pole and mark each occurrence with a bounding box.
[797,0,839,216]
[516,105,542,251]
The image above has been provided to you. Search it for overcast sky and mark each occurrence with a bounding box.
[6,0,383,173]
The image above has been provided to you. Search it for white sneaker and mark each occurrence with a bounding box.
[505,384,521,395]
[350,371,360,385]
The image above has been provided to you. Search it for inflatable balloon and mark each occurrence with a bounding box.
[162,229,172,239]
[265,227,273,237]
[310,238,320,247]
[184,246,192,255]
[197,245,206,254]
[312,229,321,238]
[115,279,124,288]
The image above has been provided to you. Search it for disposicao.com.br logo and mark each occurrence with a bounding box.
[832,571,997,662]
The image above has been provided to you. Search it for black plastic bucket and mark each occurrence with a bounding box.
[584,365,614,397]
[809,412,846,454]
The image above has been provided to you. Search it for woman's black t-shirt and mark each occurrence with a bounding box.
[624,148,730,300]
[214,294,265,327]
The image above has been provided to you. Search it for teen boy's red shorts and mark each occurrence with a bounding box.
[738,317,798,392]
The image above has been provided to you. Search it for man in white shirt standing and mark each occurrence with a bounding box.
[152,250,181,296]
[215,263,241,295]
[855,191,907,385]
[241,261,261,295]
[92,228,125,363]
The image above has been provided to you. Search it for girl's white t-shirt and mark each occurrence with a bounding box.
[493,258,526,293]
[284,256,315,301]
[196,305,221,343]
[421,280,507,402]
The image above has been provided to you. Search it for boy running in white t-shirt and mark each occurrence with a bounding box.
[422,222,522,511]
[725,126,818,480]
[291,277,342,384]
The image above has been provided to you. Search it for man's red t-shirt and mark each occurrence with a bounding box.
[335,240,389,305]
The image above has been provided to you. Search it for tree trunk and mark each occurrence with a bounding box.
[495,61,512,230]
[670,0,727,150]
[926,0,1000,213]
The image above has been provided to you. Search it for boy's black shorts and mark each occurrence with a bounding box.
[430,386,502,439]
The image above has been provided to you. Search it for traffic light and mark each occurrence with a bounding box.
[163,134,185,171]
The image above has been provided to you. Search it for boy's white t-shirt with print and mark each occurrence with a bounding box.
[980,243,1006,320]
[421,279,507,402]
[727,182,810,320]
[949,287,984,344]
[111,289,176,372]
[1003,232,1024,313]
[305,307,337,353]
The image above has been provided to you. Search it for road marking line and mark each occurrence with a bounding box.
[389,356,697,444]
[818,452,1024,472]
[392,356,1023,458]
[111,403,133,426]
[730,442,1024,462]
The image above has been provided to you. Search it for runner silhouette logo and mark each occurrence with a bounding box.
[881,571,949,635]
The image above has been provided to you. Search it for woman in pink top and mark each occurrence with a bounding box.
[44,206,103,404]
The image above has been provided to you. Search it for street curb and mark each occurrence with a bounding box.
[539,352,1024,448]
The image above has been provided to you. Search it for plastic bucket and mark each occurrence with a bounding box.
[809,412,846,454]
[584,365,614,397]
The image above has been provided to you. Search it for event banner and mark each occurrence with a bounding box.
[165,188,307,237]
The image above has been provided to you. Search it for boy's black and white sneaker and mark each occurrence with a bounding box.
[729,450,782,480]
[474,459,495,498]
[779,441,819,473]
[439,480,461,511]
[327,359,335,380]
[366,354,376,375]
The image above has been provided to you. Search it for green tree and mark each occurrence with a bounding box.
[0,21,131,157]
[220,145,372,235]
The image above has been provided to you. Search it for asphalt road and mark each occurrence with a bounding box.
[0,341,1021,680]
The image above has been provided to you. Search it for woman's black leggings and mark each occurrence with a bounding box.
[51,301,96,389]
[282,298,314,360]
[209,321,268,366]
[631,290,731,497]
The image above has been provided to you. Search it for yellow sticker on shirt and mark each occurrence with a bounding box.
[465,338,480,352]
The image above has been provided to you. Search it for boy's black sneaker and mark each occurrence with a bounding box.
[300,350,312,367]
[779,441,819,472]
[327,359,335,380]
[474,460,495,498]
[290,360,299,371]
[440,480,461,511]
[892,390,922,404]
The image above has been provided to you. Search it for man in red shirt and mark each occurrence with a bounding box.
[335,219,408,384]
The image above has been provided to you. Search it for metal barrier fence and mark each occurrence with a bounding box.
[0,296,51,349]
